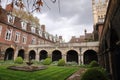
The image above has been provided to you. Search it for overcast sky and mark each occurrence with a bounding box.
[1,0,94,42]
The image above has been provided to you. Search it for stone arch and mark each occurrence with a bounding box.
[29,50,36,60]
[18,49,25,59]
[83,50,98,64]
[4,48,14,60]
[52,50,62,61]
[66,50,78,63]
[39,50,48,61]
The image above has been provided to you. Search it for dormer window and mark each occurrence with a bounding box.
[31,27,36,33]
[38,30,42,37]
[45,33,48,39]
[7,14,15,24]
[49,35,53,41]
[21,21,27,30]
[54,37,56,42]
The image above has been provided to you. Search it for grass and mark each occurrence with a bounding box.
[0,61,79,80]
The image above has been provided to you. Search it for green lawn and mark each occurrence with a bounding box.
[0,64,79,80]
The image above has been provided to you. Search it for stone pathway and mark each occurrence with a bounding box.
[66,68,86,80]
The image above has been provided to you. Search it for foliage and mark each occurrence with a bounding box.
[12,9,40,28]
[66,61,78,66]
[81,68,108,80]
[89,60,99,67]
[14,57,23,64]
[42,58,52,65]
[51,61,58,66]
[31,60,41,65]
[57,59,65,66]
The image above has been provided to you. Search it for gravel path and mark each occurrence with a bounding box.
[66,68,86,80]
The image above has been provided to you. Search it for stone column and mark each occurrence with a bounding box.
[36,48,39,61]
[62,54,66,63]
[36,54,39,61]
[14,48,18,60]
[78,54,81,65]
[81,54,83,64]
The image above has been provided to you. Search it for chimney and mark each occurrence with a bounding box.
[59,36,63,43]
[59,36,62,40]
[5,3,13,12]
[41,25,46,32]
[92,0,95,5]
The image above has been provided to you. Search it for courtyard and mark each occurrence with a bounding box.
[0,60,82,80]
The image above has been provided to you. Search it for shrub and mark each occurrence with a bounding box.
[81,68,108,80]
[89,60,99,67]
[42,58,52,65]
[51,61,58,66]
[66,61,78,66]
[57,59,65,66]
[14,57,23,64]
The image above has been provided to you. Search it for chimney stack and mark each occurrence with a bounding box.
[5,3,13,12]
[41,25,46,32]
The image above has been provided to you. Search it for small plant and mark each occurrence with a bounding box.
[42,58,52,65]
[66,61,78,66]
[89,60,99,67]
[81,68,108,80]
[57,59,65,66]
[14,57,23,64]
[51,61,58,66]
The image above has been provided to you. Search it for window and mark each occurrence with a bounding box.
[54,37,56,42]
[49,35,53,41]
[31,27,36,33]
[7,14,15,24]
[38,30,42,37]
[5,29,12,41]
[22,35,27,44]
[31,37,36,44]
[0,26,2,36]
[14,32,20,42]
[21,21,27,30]
[45,33,48,39]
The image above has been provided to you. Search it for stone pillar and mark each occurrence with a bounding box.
[62,54,66,63]
[24,51,28,62]
[14,48,18,60]
[81,54,83,64]
[36,48,39,61]
[36,54,39,61]
[25,50,29,62]
[78,54,81,65]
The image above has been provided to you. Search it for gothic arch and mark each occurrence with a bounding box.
[52,50,62,61]
[83,49,98,64]
[39,50,48,61]
[4,48,14,60]
[66,50,78,63]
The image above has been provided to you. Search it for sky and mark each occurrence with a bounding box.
[1,0,94,42]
